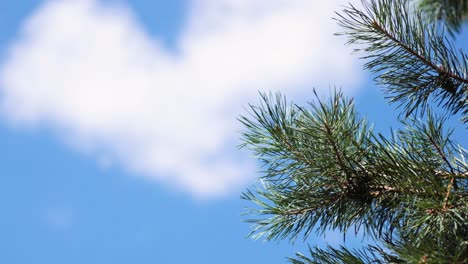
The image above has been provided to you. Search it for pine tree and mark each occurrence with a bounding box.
[239,0,467,263]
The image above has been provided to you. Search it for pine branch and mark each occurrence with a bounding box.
[382,231,468,263]
[371,20,467,86]
[240,90,467,259]
[288,245,386,264]
[335,0,468,122]
[418,0,468,35]
[240,0,467,262]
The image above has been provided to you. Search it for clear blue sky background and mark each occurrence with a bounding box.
[0,1,466,264]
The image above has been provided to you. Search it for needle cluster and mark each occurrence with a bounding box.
[239,0,467,263]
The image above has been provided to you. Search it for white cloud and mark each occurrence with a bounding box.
[0,0,362,198]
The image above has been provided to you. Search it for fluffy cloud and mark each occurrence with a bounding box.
[0,0,362,198]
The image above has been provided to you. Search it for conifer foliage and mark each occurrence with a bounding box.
[239,0,467,263]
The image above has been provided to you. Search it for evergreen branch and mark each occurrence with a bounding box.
[416,112,457,209]
[336,0,468,121]
[240,1,467,261]
[288,244,393,264]
[240,91,381,241]
[382,231,468,263]
[240,90,467,258]
[371,19,468,86]
[418,0,468,34]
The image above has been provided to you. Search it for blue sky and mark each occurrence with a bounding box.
[0,1,466,264]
